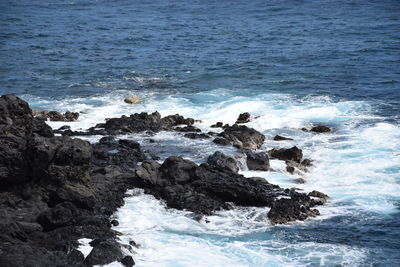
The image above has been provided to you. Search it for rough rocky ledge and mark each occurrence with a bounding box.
[0,94,328,266]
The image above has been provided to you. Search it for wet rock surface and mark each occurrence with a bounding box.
[235,112,251,124]
[273,135,293,141]
[246,152,270,171]
[268,146,303,163]
[207,151,239,173]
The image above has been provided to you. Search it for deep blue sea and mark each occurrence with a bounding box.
[1,0,399,266]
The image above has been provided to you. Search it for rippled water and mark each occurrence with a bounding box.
[1,0,399,266]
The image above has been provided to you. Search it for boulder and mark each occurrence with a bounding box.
[268,146,303,163]
[246,152,270,171]
[210,122,223,128]
[207,151,239,173]
[124,96,140,104]
[235,112,251,124]
[219,125,265,150]
[83,240,123,265]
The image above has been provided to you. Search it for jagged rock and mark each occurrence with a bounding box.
[308,190,330,201]
[268,146,303,163]
[310,125,332,133]
[162,114,194,127]
[246,152,270,171]
[294,178,305,184]
[285,160,309,174]
[235,112,251,124]
[207,151,239,173]
[219,125,265,150]
[273,135,293,141]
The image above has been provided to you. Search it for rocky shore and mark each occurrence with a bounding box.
[0,94,329,266]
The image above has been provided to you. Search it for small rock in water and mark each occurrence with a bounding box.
[310,125,332,133]
[124,96,140,104]
[110,219,119,226]
[273,135,293,141]
[294,178,306,184]
[268,146,303,163]
[235,112,251,124]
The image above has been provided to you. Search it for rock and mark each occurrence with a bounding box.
[207,151,239,173]
[267,192,320,224]
[110,219,119,226]
[246,152,270,171]
[310,125,332,133]
[184,133,210,139]
[219,125,265,150]
[285,160,309,174]
[210,122,223,128]
[294,178,305,184]
[273,135,293,141]
[308,190,330,201]
[124,96,140,104]
[132,156,325,221]
[36,202,78,231]
[213,137,230,146]
[175,126,201,132]
[162,114,194,127]
[301,158,313,166]
[104,112,164,134]
[32,109,79,122]
[235,112,251,124]
[268,146,303,163]
[120,255,135,267]
[84,240,123,265]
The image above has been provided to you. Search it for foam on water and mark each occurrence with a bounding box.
[24,89,399,266]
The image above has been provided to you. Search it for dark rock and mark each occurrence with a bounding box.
[301,159,313,166]
[32,109,79,122]
[246,152,270,171]
[219,125,265,150]
[120,255,135,267]
[111,219,119,226]
[268,192,320,224]
[294,178,305,184]
[235,112,251,124]
[273,135,293,141]
[129,240,139,248]
[310,125,332,133]
[286,166,295,174]
[162,114,194,127]
[268,146,303,163]
[207,151,239,173]
[175,126,201,132]
[184,133,210,139]
[104,112,164,134]
[84,240,123,265]
[210,122,223,128]
[308,190,330,201]
[213,137,230,146]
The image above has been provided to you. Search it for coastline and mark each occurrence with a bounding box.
[0,94,329,266]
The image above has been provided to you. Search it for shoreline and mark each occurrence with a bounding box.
[0,94,329,266]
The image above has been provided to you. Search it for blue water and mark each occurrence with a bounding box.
[1,0,400,266]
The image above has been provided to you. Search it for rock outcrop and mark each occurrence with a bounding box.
[32,109,79,122]
[218,125,265,150]
[246,152,270,171]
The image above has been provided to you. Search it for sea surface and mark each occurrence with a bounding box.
[1,0,400,266]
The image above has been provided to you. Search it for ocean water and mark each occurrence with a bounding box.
[1,0,399,266]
